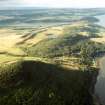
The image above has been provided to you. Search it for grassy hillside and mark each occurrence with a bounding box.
[22,21,105,58]
[0,17,104,62]
[0,60,98,105]
[0,14,104,105]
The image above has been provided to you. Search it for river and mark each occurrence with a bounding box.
[95,14,105,105]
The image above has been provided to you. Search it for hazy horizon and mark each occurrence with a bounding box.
[1,0,105,9]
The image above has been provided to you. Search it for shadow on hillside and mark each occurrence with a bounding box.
[0,60,99,105]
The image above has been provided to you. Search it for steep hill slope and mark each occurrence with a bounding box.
[0,60,97,105]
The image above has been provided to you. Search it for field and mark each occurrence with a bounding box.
[0,8,105,105]
[0,16,104,66]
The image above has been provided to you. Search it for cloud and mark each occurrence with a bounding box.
[0,0,9,1]
[0,0,105,8]
[21,0,105,8]
[0,0,15,3]
[0,0,22,8]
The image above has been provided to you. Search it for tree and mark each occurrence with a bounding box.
[79,44,93,68]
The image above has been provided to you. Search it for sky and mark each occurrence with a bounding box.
[1,0,105,9]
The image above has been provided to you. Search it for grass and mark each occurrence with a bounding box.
[90,31,105,43]
[0,20,101,54]
[0,28,26,55]
[0,54,21,64]
[0,60,98,105]
[0,26,64,57]
[0,19,104,72]
[0,20,103,68]
[0,10,104,105]
[0,15,103,105]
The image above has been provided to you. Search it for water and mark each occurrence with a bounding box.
[96,14,105,27]
[95,14,105,105]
